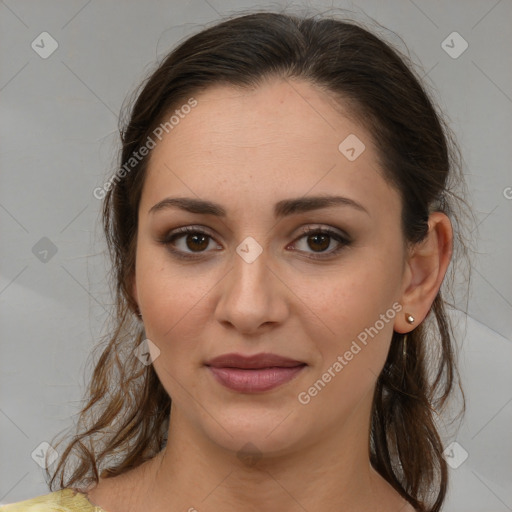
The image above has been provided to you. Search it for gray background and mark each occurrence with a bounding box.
[1,1,511,510]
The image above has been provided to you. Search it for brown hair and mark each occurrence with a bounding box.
[46,11,469,511]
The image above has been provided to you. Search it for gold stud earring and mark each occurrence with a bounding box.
[405,313,415,324]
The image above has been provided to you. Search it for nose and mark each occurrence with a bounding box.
[214,243,289,335]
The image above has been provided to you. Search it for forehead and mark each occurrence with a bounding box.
[141,79,399,219]
[154,79,365,156]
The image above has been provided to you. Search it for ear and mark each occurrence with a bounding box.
[394,212,453,333]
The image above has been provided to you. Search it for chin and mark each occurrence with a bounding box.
[196,404,307,459]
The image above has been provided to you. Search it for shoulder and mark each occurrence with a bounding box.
[0,488,105,512]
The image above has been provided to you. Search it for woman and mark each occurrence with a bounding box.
[2,10,467,512]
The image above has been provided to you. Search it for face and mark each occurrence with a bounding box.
[133,79,408,456]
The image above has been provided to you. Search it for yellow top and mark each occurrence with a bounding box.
[0,489,107,512]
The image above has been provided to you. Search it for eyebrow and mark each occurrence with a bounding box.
[148,195,369,218]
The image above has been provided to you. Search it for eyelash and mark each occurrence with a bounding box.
[158,225,351,261]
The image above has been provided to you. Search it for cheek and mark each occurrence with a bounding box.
[295,247,403,373]
[136,237,212,317]
[293,261,401,422]
[138,272,211,402]
[134,247,214,369]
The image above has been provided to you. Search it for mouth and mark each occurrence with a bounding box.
[204,353,307,393]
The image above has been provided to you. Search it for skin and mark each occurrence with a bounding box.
[86,78,452,512]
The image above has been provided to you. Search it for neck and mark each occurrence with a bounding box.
[136,390,395,511]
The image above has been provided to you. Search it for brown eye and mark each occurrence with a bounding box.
[160,225,350,261]
[306,233,331,252]
[184,233,210,252]
[292,227,351,259]
[160,226,221,259]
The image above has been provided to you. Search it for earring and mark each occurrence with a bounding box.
[402,334,408,360]
[405,313,415,324]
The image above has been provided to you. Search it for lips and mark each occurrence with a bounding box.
[205,352,305,369]
[205,353,306,393]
